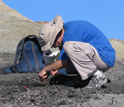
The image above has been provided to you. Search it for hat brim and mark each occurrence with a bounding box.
[41,15,63,51]
[41,41,51,51]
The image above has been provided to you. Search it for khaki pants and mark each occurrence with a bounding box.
[63,41,110,80]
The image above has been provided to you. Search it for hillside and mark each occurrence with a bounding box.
[0,0,124,62]
[109,39,124,63]
[0,0,45,53]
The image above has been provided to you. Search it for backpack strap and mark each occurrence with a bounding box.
[30,35,43,47]
[14,35,43,65]
[14,36,26,65]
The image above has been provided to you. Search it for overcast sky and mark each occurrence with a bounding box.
[3,0,124,40]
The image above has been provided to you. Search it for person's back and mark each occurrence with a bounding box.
[62,20,115,67]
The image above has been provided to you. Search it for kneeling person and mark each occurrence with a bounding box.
[38,15,115,88]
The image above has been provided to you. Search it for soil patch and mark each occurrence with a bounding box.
[0,53,124,107]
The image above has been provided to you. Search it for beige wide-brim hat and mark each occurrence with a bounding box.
[39,15,63,51]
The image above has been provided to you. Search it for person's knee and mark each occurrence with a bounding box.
[64,41,91,54]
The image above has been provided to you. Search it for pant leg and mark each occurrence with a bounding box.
[63,41,109,80]
[92,46,110,72]
[65,61,77,74]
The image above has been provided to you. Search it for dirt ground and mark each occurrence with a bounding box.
[0,53,124,107]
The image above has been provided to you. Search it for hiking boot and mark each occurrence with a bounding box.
[85,70,108,89]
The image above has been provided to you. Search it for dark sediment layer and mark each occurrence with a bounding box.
[0,53,124,107]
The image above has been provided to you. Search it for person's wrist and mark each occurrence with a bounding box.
[44,67,49,73]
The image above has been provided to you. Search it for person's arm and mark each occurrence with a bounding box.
[38,59,70,81]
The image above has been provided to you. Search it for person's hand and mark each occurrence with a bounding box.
[51,70,58,76]
[38,69,48,82]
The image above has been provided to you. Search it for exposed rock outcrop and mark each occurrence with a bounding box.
[109,39,124,63]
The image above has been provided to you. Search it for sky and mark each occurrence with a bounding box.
[2,0,124,40]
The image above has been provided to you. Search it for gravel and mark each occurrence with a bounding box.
[0,53,124,107]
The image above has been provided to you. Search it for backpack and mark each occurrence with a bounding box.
[1,34,66,75]
[1,35,44,73]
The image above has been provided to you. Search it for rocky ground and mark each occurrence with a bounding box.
[0,53,124,107]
